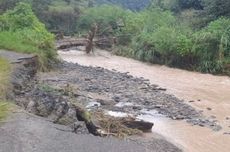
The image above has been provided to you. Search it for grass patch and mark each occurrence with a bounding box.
[0,32,41,54]
[0,3,57,71]
[0,57,10,99]
[0,58,11,121]
[0,102,10,121]
[0,31,57,71]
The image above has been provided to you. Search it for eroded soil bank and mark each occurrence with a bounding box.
[58,49,230,152]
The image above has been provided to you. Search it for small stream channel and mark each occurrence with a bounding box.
[58,49,230,152]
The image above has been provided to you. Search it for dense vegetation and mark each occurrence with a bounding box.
[0,0,90,35]
[0,2,56,69]
[76,1,230,74]
[0,0,230,74]
[0,0,153,34]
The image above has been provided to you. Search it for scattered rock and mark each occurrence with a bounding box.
[223,132,230,135]
[71,121,89,134]
[210,115,216,119]
[154,87,167,91]
[112,96,121,103]
[207,107,212,111]
[122,118,154,132]
[132,106,142,110]
[26,100,37,113]
[96,99,114,106]
[212,125,222,131]
[57,108,78,125]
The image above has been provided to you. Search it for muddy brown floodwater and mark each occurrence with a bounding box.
[58,49,230,152]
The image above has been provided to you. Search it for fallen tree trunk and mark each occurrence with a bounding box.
[56,38,87,50]
[56,36,116,51]
[121,117,154,132]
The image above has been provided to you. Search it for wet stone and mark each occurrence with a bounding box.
[207,107,212,111]
[223,132,230,135]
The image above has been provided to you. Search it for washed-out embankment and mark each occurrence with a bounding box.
[0,50,183,152]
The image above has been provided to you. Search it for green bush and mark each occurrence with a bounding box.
[77,5,126,35]
[122,9,179,64]
[123,9,230,74]
[192,18,230,73]
[0,2,56,70]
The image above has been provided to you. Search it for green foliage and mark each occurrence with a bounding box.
[0,2,54,49]
[75,3,230,74]
[0,0,20,14]
[120,8,179,64]
[0,0,90,35]
[0,2,41,30]
[192,18,230,73]
[176,9,208,30]
[77,5,126,35]
[44,0,83,34]
[0,58,11,121]
[0,102,10,121]
[142,8,176,32]
[101,5,230,74]
[203,0,230,19]
[176,34,193,57]
[149,0,203,12]
[0,2,56,70]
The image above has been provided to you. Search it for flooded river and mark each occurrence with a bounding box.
[58,49,230,152]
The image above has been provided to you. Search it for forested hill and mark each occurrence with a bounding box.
[94,0,151,10]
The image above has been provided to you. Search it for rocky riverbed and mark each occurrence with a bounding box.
[0,50,182,152]
[13,59,221,131]
[41,62,221,129]
[58,49,230,152]
[0,49,224,152]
